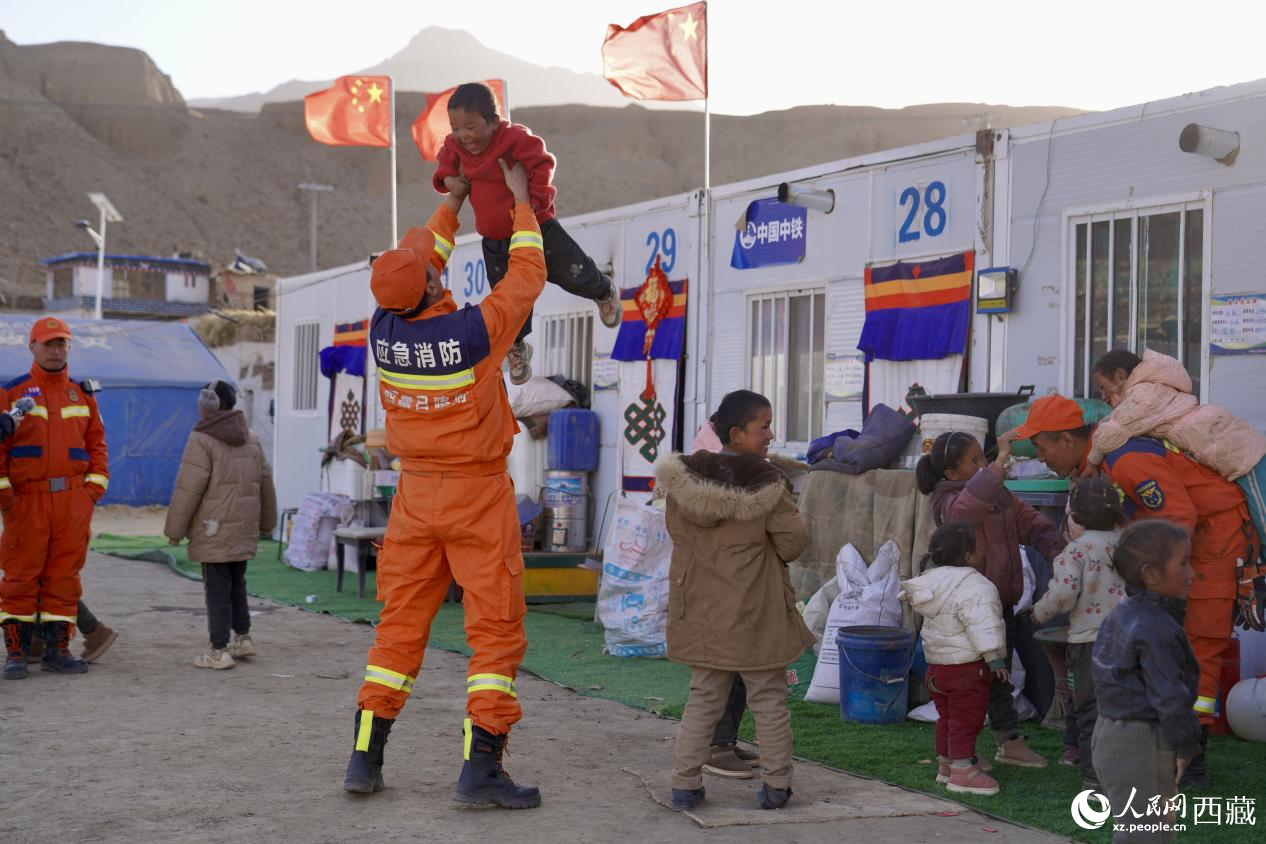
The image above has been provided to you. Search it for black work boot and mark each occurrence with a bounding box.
[1179,725,1211,788]
[39,621,88,674]
[453,719,542,809]
[3,620,33,680]
[343,710,393,793]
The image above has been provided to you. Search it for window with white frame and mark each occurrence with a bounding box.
[292,321,320,412]
[748,289,826,444]
[537,311,594,386]
[1070,201,1206,398]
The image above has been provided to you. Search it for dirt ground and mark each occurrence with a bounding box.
[1,552,1069,843]
[91,504,171,538]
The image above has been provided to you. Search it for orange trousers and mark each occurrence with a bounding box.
[1186,506,1254,724]
[356,470,527,733]
[0,488,94,624]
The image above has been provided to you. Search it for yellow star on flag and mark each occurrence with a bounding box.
[368,82,384,104]
[678,11,699,42]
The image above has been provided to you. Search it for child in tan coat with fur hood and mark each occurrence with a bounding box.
[656,390,814,813]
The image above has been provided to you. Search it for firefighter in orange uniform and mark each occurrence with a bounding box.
[2,317,109,679]
[343,160,547,808]
[1014,395,1259,786]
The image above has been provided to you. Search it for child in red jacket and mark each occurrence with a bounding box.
[433,82,622,384]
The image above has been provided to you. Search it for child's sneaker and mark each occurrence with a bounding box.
[507,341,533,385]
[596,280,623,328]
[937,755,989,783]
[671,786,705,811]
[228,633,255,659]
[1059,745,1081,767]
[702,745,753,779]
[194,648,235,670]
[946,762,1000,796]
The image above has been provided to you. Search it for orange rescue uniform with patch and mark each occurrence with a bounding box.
[0,364,109,625]
[1101,437,1258,723]
[356,203,545,733]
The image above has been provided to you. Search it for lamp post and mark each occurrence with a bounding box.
[298,183,334,272]
[80,192,122,320]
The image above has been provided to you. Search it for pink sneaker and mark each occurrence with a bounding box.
[946,762,1000,796]
[1059,746,1081,767]
[936,757,951,784]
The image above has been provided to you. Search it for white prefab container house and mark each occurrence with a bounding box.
[275,76,1266,558]
[273,261,373,515]
[999,78,1266,433]
[703,134,992,452]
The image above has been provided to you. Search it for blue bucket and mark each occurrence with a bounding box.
[836,625,915,724]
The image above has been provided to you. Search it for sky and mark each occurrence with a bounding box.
[2,0,1264,114]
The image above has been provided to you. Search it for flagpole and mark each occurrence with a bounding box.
[703,24,710,192]
[703,96,711,191]
[389,76,398,247]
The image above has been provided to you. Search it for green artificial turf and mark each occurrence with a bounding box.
[94,535,1264,841]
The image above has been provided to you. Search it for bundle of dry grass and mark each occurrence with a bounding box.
[191,309,276,347]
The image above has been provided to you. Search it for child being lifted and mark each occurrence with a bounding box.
[433,82,623,384]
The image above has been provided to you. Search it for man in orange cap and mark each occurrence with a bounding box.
[2,317,109,679]
[343,159,547,808]
[1012,394,1258,785]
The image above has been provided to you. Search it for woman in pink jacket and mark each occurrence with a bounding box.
[1089,349,1266,481]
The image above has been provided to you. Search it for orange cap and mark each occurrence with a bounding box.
[30,316,73,344]
[1012,395,1086,439]
[370,227,436,312]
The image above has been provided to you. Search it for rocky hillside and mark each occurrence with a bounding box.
[0,30,1084,308]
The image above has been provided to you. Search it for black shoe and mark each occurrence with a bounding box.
[3,620,32,680]
[671,786,705,811]
[1179,726,1211,789]
[756,784,793,810]
[453,719,541,809]
[343,710,393,793]
[39,621,87,674]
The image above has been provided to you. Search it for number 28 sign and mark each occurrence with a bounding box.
[875,165,968,258]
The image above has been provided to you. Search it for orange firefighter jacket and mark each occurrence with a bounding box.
[0,363,109,503]
[371,203,545,475]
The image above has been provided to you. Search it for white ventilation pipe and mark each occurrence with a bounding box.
[778,182,835,213]
[1179,123,1239,164]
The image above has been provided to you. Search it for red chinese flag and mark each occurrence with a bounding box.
[602,2,707,101]
[304,76,392,148]
[410,80,510,162]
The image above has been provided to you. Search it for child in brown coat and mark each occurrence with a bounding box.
[656,390,814,812]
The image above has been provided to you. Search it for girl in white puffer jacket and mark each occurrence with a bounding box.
[902,522,1010,796]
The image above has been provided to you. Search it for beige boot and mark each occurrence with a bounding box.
[194,648,235,670]
[994,735,1047,768]
[228,633,255,659]
[81,624,118,663]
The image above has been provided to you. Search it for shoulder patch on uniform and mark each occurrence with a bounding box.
[3,373,31,391]
[1134,479,1166,510]
[79,379,102,394]
[1103,436,1169,469]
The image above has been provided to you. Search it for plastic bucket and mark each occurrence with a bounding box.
[836,625,915,724]
[547,408,600,472]
[917,413,988,458]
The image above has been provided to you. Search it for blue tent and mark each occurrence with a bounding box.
[0,316,232,506]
